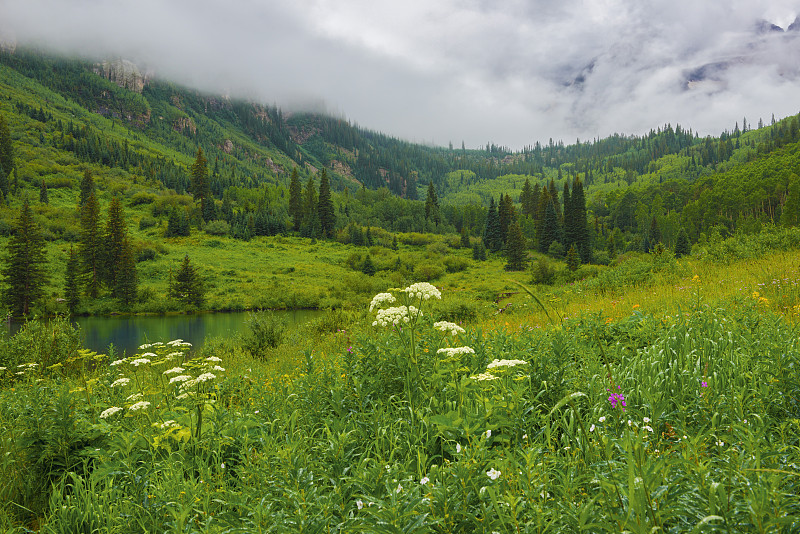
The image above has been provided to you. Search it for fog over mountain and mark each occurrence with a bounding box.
[2,0,799,149]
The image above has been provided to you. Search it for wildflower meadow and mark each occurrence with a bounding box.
[1,279,799,533]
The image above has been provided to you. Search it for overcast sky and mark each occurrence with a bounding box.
[2,0,799,149]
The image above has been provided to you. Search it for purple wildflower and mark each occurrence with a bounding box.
[608,392,626,412]
[701,381,708,387]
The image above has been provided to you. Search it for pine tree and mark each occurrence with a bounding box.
[79,191,102,298]
[425,181,440,224]
[300,176,318,237]
[571,177,590,263]
[101,197,126,289]
[483,197,502,252]
[460,226,470,248]
[169,255,205,308]
[780,175,800,227]
[64,246,81,313]
[79,169,95,207]
[472,239,487,261]
[538,199,560,254]
[114,237,138,307]
[504,220,528,271]
[39,179,48,204]
[0,113,13,198]
[498,193,515,244]
[2,199,48,316]
[362,254,376,276]
[317,168,336,238]
[674,227,691,257]
[647,216,662,252]
[190,147,215,223]
[288,167,303,231]
[566,244,580,271]
[562,181,574,251]
[520,179,536,218]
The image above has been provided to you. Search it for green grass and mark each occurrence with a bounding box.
[1,272,799,532]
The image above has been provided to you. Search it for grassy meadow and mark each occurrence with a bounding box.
[1,235,799,533]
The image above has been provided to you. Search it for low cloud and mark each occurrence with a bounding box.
[2,0,799,149]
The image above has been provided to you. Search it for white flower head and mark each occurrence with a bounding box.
[109,358,126,366]
[456,443,462,453]
[126,392,143,401]
[110,377,130,388]
[590,424,596,432]
[374,306,419,327]
[598,416,606,423]
[369,292,396,311]
[643,417,651,424]
[169,374,192,384]
[437,346,475,357]
[486,359,528,369]
[395,483,403,493]
[356,500,364,510]
[140,352,157,358]
[485,429,492,439]
[420,476,430,485]
[433,321,465,336]
[212,366,225,372]
[402,282,441,300]
[486,468,501,480]
[163,367,185,375]
[196,372,216,383]
[100,406,123,419]
[205,356,222,362]
[128,401,151,412]
[159,420,178,429]
[471,372,499,381]
[129,358,151,367]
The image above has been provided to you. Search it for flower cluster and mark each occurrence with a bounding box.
[486,359,528,369]
[471,372,499,381]
[369,292,397,311]
[100,406,123,419]
[373,306,419,327]
[436,346,475,357]
[402,282,441,301]
[608,391,626,411]
[433,321,465,336]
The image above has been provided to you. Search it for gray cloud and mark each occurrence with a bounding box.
[2,0,799,149]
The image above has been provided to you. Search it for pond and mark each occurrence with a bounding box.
[7,310,325,357]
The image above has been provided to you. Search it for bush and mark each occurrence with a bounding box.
[414,262,444,281]
[240,311,287,359]
[138,215,157,230]
[136,247,157,262]
[444,255,470,273]
[531,257,556,285]
[204,220,231,236]
[0,316,82,375]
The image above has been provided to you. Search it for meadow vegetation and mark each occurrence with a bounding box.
[1,236,799,532]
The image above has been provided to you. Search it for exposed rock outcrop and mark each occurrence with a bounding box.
[93,58,151,93]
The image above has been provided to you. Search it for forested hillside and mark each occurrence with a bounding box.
[0,47,799,316]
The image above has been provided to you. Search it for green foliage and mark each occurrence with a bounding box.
[203,219,230,236]
[241,310,287,358]
[169,255,205,308]
[2,199,48,315]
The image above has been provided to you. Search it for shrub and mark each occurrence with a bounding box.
[444,255,470,273]
[531,257,556,285]
[0,316,82,374]
[240,311,287,359]
[138,215,157,230]
[136,247,157,262]
[204,220,231,236]
[414,262,444,281]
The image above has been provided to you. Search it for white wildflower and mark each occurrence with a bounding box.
[169,374,192,384]
[140,352,157,358]
[163,367,185,375]
[644,425,654,433]
[212,366,225,372]
[196,372,216,383]
[486,468,501,480]
[716,440,725,447]
[159,420,178,429]
[485,429,492,439]
[433,321,465,336]
[100,406,123,419]
[128,401,151,412]
[402,282,441,300]
[590,424,596,432]
[486,359,528,368]
[374,306,419,327]
[126,392,143,401]
[138,343,153,350]
[598,416,606,423]
[129,358,151,367]
[456,443,462,453]
[110,377,130,388]
[110,359,126,366]
[356,500,364,510]
[420,476,430,485]
[369,292,396,311]
[643,417,651,423]
[205,356,222,362]
[471,372,499,381]
[396,483,403,493]
[167,339,184,346]
[436,346,475,357]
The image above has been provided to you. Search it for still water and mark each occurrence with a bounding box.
[11,310,324,357]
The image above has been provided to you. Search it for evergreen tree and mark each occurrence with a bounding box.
[165,207,191,237]
[362,254,376,276]
[114,237,138,307]
[780,175,800,227]
[520,178,536,218]
[504,220,528,271]
[425,181,441,224]
[483,197,502,252]
[317,168,336,238]
[566,244,580,271]
[101,197,126,288]
[169,255,205,308]
[674,227,691,257]
[562,181,574,250]
[190,147,215,223]
[300,176,318,237]
[38,179,48,204]
[538,199,560,254]
[571,177,590,263]
[498,193,515,244]
[64,246,81,313]
[79,169,95,207]
[2,199,47,316]
[288,167,303,231]
[79,191,102,298]
[0,113,13,198]
[472,239,487,261]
